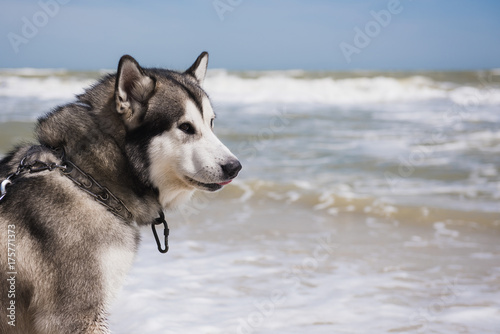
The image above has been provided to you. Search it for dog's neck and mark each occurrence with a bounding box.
[35,78,163,225]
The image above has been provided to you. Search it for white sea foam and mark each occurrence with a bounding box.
[107,208,500,333]
[204,71,500,106]
[205,72,444,104]
[0,75,92,100]
[2,69,500,109]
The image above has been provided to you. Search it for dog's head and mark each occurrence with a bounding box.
[114,53,241,208]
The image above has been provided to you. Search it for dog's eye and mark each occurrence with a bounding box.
[178,122,195,135]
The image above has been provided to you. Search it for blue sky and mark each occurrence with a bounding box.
[1,0,500,70]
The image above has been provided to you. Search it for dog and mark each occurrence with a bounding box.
[0,52,241,333]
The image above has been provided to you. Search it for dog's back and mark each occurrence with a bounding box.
[0,146,136,334]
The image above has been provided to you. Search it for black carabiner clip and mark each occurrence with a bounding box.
[151,211,169,254]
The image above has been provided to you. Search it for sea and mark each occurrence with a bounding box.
[0,68,499,333]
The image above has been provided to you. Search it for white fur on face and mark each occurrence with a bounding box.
[148,97,238,209]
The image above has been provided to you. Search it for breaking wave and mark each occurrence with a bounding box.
[1,69,499,112]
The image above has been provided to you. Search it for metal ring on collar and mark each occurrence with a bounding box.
[1,179,12,198]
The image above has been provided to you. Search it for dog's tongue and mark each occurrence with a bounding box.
[218,180,232,186]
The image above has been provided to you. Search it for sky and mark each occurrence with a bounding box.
[1,0,500,71]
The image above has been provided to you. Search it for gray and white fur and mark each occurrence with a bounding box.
[0,52,241,333]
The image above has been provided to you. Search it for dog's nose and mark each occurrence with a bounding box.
[221,159,242,179]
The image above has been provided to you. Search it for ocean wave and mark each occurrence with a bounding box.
[0,75,93,101]
[204,70,500,105]
[206,73,445,104]
[211,179,500,226]
[1,69,500,107]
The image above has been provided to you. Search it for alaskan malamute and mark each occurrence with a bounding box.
[0,52,241,333]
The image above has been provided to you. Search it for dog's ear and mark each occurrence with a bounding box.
[115,55,156,129]
[185,52,209,86]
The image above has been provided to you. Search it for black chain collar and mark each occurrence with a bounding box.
[62,159,133,221]
[0,146,169,254]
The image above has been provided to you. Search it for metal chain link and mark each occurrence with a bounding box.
[1,147,168,254]
[0,155,68,202]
